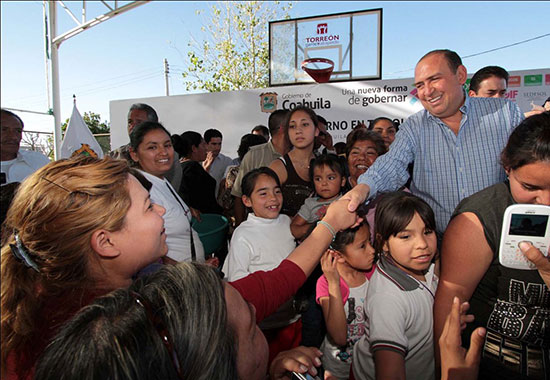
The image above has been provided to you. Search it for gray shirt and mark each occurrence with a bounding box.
[353,256,438,380]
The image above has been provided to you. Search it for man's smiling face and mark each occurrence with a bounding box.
[414,52,467,120]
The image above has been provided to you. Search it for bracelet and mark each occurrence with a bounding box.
[317,220,336,242]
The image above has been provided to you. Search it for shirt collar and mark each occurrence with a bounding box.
[377,255,421,291]
[461,90,470,113]
[16,150,35,163]
[426,89,468,122]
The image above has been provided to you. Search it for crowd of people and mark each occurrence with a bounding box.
[1,48,549,380]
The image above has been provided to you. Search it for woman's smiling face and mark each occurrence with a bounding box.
[347,139,379,182]
[130,128,174,178]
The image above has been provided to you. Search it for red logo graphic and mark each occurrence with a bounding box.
[545,74,550,86]
[317,23,328,34]
[508,76,521,87]
[505,90,518,100]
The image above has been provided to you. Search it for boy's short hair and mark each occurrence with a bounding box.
[204,128,223,143]
[309,154,345,181]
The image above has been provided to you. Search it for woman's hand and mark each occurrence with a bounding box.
[340,184,370,225]
[520,241,550,287]
[190,207,201,222]
[439,297,485,380]
[269,346,325,380]
[320,250,340,285]
[322,198,361,232]
[205,255,220,268]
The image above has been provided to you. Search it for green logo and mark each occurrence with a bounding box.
[524,75,542,86]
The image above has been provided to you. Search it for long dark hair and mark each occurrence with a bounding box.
[172,131,202,158]
[129,121,171,151]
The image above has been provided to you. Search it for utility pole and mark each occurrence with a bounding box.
[164,58,170,96]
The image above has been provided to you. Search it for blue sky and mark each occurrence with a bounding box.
[2,1,549,134]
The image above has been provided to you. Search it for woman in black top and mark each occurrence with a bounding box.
[173,131,223,215]
[269,106,318,217]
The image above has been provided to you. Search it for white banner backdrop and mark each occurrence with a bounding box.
[110,68,549,158]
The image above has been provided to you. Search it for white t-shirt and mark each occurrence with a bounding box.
[352,256,438,380]
[1,150,49,185]
[140,170,205,263]
[222,213,295,281]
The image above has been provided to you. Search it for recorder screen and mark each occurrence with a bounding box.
[509,214,548,237]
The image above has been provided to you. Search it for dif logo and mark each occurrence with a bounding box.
[505,90,518,100]
[317,23,328,34]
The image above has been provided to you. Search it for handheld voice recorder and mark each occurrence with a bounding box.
[498,204,550,270]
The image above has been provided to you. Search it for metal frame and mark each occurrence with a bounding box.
[46,0,149,159]
[269,8,382,87]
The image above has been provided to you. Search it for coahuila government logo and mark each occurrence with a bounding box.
[71,144,99,158]
[259,92,278,113]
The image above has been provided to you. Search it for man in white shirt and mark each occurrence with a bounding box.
[1,109,50,186]
[203,128,234,196]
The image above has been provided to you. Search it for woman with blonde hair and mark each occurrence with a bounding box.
[36,197,358,380]
[1,156,168,379]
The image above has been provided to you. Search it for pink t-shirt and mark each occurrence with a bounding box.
[315,266,376,305]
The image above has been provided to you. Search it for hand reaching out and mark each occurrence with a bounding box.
[439,297,485,380]
[340,184,370,217]
[269,346,323,380]
[323,197,362,232]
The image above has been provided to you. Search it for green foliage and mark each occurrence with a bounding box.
[61,111,110,134]
[182,1,292,92]
[61,111,111,154]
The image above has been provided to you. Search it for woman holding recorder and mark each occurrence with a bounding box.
[433,112,550,380]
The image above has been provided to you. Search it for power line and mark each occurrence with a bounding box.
[71,72,163,96]
[9,67,161,103]
[462,33,550,59]
[11,71,163,109]
[62,67,161,90]
[384,32,550,77]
